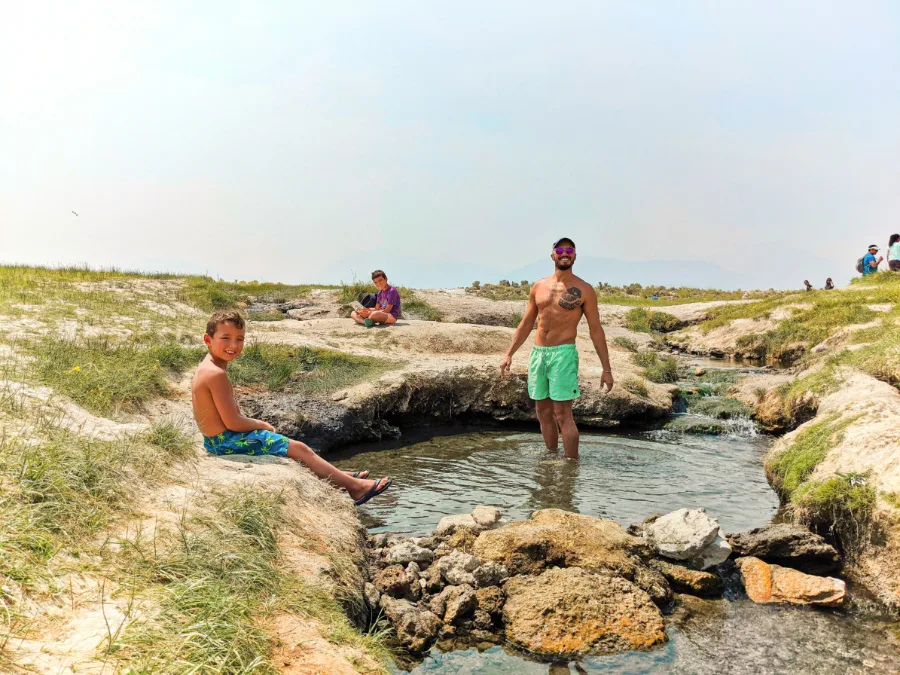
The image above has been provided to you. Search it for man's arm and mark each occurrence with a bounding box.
[208,370,275,432]
[500,285,539,376]
[581,285,614,392]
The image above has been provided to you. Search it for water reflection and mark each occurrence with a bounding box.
[528,453,580,513]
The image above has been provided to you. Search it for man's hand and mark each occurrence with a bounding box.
[499,354,512,378]
[601,371,614,392]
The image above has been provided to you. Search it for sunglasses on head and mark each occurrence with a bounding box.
[554,247,575,255]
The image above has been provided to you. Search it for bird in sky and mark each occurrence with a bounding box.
[71,210,79,216]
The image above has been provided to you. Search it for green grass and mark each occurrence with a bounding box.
[624,308,683,333]
[766,415,856,498]
[595,282,771,306]
[247,309,285,322]
[181,277,321,312]
[465,282,530,301]
[112,487,389,674]
[622,377,649,398]
[28,338,205,415]
[632,350,679,383]
[613,336,639,352]
[792,474,877,550]
[229,343,394,393]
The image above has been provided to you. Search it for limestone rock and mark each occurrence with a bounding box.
[415,536,442,550]
[649,559,723,597]
[442,584,476,625]
[503,567,666,656]
[471,505,502,528]
[632,564,673,606]
[648,508,720,560]
[437,550,482,586]
[444,527,478,553]
[436,513,480,536]
[363,582,381,609]
[475,586,504,616]
[373,565,419,601]
[726,524,840,575]
[385,541,435,565]
[735,556,845,606]
[423,563,443,593]
[473,562,508,588]
[626,513,663,538]
[473,608,494,630]
[473,508,646,576]
[689,535,732,570]
[379,596,442,653]
[406,561,422,578]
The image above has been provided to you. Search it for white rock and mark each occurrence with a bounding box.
[689,535,732,570]
[471,505,502,528]
[385,542,435,565]
[406,561,422,578]
[437,550,482,586]
[435,513,480,536]
[648,508,720,561]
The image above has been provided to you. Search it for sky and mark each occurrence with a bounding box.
[2,1,899,289]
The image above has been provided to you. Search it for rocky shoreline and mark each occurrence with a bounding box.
[364,506,847,662]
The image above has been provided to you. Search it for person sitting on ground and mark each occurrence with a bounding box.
[352,270,401,327]
[824,278,834,290]
[863,244,883,276]
[804,280,813,292]
[192,310,392,506]
[888,234,900,271]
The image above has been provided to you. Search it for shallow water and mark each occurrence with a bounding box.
[332,429,778,535]
[332,428,900,674]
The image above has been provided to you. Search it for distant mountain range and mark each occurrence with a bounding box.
[311,247,844,291]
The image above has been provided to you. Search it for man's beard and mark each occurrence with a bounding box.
[555,260,573,271]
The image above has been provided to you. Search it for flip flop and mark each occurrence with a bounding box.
[354,477,392,506]
[350,470,369,479]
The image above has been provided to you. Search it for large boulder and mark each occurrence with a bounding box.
[373,565,419,601]
[649,559,723,597]
[647,508,720,561]
[471,505,502,528]
[726,524,840,575]
[502,567,666,656]
[473,509,646,576]
[735,556,845,607]
[379,596,442,653]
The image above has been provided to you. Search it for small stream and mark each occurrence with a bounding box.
[331,387,900,673]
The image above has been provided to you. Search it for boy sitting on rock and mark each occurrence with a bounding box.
[352,269,401,327]
[192,310,392,505]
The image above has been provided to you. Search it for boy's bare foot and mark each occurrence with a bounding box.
[351,477,392,506]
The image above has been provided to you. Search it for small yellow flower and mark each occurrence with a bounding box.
[70,365,81,373]
[152,364,159,370]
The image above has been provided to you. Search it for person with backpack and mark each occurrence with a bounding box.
[858,245,883,276]
[888,234,900,271]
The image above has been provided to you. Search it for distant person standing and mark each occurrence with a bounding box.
[824,278,834,290]
[862,245,883,276]
[804,280,813,292]
[888,234,900,271]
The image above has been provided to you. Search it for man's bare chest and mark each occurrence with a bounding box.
[536,284,586,313]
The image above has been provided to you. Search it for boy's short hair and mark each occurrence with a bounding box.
[206,310,246,338]
[371,269,386,280]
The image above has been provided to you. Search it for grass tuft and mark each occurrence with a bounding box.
[612,336,639,352]
[624,308,683,333]
[632,350,679,383]
[622,377,649,398]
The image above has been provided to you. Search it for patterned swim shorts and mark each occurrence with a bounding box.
[203,429,290,457]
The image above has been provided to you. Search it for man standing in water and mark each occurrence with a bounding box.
[500,238,614,459]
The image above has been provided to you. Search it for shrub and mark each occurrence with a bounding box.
[613,336,639,352]
[624,308,682,333]
[623,377,649,398]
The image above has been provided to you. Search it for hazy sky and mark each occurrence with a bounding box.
[2,1,898,287]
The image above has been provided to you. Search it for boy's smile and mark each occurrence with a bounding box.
[204,321,245,364]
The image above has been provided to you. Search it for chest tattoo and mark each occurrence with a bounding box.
[558,287,583,310]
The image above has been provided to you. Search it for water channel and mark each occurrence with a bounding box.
[332,420,900,673]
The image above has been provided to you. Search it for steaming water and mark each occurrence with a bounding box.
[332,429,900,674]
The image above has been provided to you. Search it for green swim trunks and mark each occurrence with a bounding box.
[527,344,580,401]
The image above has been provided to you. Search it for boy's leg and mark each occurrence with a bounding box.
[286,439,387,502]
[351,310,366,325]
[368,311,397,324]
[535,398,559,451]
[552,400,579,459]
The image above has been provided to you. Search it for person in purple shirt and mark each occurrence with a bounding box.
[352,270,401,327]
